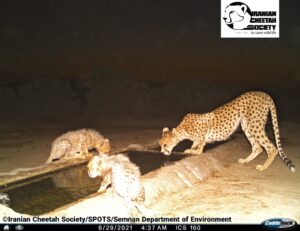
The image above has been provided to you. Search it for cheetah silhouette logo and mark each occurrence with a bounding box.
[223,2,252,30]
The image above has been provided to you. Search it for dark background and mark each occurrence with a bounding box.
[0,0,299,122]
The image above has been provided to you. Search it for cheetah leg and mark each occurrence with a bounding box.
[191,141,200,149]
[79,143,90,159]
[184,141,205,155]
[123,198,137,218]
[256,133,278,171]
[238,142,262,164]
[239,121,263,164]
[98,175,111,193]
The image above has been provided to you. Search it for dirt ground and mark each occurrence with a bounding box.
[0,117,299,223]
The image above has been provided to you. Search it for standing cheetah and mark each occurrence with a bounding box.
[159,91,295,172]
[87,154,150,217]
[46,129,110,163]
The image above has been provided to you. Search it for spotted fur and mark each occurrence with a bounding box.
[46,129,110,163]
[87,154,147,216]
[159,91,295,172]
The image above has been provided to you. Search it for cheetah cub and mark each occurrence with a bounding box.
[87,154,152,217]
[159,91,295,172]
[46,129,110,163]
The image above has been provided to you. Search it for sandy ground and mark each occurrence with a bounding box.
[0,118,299,223]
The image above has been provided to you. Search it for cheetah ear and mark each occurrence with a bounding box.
[172,128,178,136]
[162,127,169,134]
[241,4,247,14]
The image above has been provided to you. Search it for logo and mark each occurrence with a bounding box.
[261,218,297,230]
[223,2,252,30]
[221,0,279,38]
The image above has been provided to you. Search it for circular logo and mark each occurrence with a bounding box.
[223,2,252,30]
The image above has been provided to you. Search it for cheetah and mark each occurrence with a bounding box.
[159,91,295,172]
[46,129,110,163]
[87,154,151,217]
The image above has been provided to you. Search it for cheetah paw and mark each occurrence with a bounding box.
[256,165,265,171]
[97,188,107,193]
[184,149,194,154]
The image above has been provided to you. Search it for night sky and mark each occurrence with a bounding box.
[0,0,299,84]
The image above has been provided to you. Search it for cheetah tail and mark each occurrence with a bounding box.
[269,99,295,172]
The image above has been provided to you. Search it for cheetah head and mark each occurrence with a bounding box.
[223,3,251,30]
[97,138,111,155]
[87,155,103,178]
[159,127,180,155]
